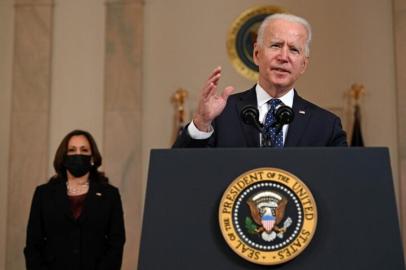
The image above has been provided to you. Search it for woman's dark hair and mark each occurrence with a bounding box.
[52,129,108,183]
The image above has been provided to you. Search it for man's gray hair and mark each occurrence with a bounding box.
[256,13,312,57]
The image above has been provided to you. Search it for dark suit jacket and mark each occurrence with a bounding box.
[173,86,347,147]
[24,178,125,270]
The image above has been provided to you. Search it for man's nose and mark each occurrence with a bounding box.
[277,46,289,61]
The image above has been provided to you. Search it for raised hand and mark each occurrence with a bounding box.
[193,66,235,131]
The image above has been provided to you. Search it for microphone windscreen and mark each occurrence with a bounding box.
[274,105,294,125]
[240,105,260,126]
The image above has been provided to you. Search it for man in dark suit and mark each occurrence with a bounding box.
[174,13,347,148]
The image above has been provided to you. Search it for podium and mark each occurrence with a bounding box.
[138,148,405,269]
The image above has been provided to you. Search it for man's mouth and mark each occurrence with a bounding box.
[272,67,290,73]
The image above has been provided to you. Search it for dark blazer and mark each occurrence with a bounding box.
[24,178,125,270]
[173,86,347,147]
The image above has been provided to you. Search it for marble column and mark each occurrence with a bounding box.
[104,0,143,268]
[394,0,406,258]
[6,0,53,269]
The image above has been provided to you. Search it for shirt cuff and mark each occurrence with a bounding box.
[188,120,214,139]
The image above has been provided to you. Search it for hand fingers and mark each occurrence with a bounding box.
[201,66,222,99]
[204,66,221,90]
[207,66,222,81]
[221,86,235,101]
[202,82,217,100]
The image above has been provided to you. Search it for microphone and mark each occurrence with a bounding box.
[240,105,262,130]
[271,104,295,134]
[240,105,272,147]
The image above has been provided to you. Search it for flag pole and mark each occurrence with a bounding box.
[350,83,365,146]
[171,88,189,144]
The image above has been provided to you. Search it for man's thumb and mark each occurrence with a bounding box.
[222,86,235,100]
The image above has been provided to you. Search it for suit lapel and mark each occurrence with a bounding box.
[52,180,74,221]
[77,181,102,224]
[235,86,260,147]
[285,91,311,146]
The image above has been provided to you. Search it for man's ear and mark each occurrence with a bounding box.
[300,57,309,74]
[253,43,260,66]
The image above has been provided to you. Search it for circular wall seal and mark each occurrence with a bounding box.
[218,167,317,265]
[226,5,285,81]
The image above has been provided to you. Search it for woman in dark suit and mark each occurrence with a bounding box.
[24,129,126,270]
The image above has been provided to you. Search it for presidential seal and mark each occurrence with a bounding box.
[218,168,317,265]
[226,5,285,81]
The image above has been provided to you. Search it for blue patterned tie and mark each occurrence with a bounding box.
[264,99,283,148]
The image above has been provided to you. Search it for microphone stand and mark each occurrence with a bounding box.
[240,105,274,147]
[260,126,273,148]
[249,121,273,147]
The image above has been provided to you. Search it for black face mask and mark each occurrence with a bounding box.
[63,154,92,177]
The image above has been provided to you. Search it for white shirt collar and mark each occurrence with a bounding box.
[255,84,295,108]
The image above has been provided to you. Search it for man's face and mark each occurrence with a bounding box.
[254,19,309,95]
